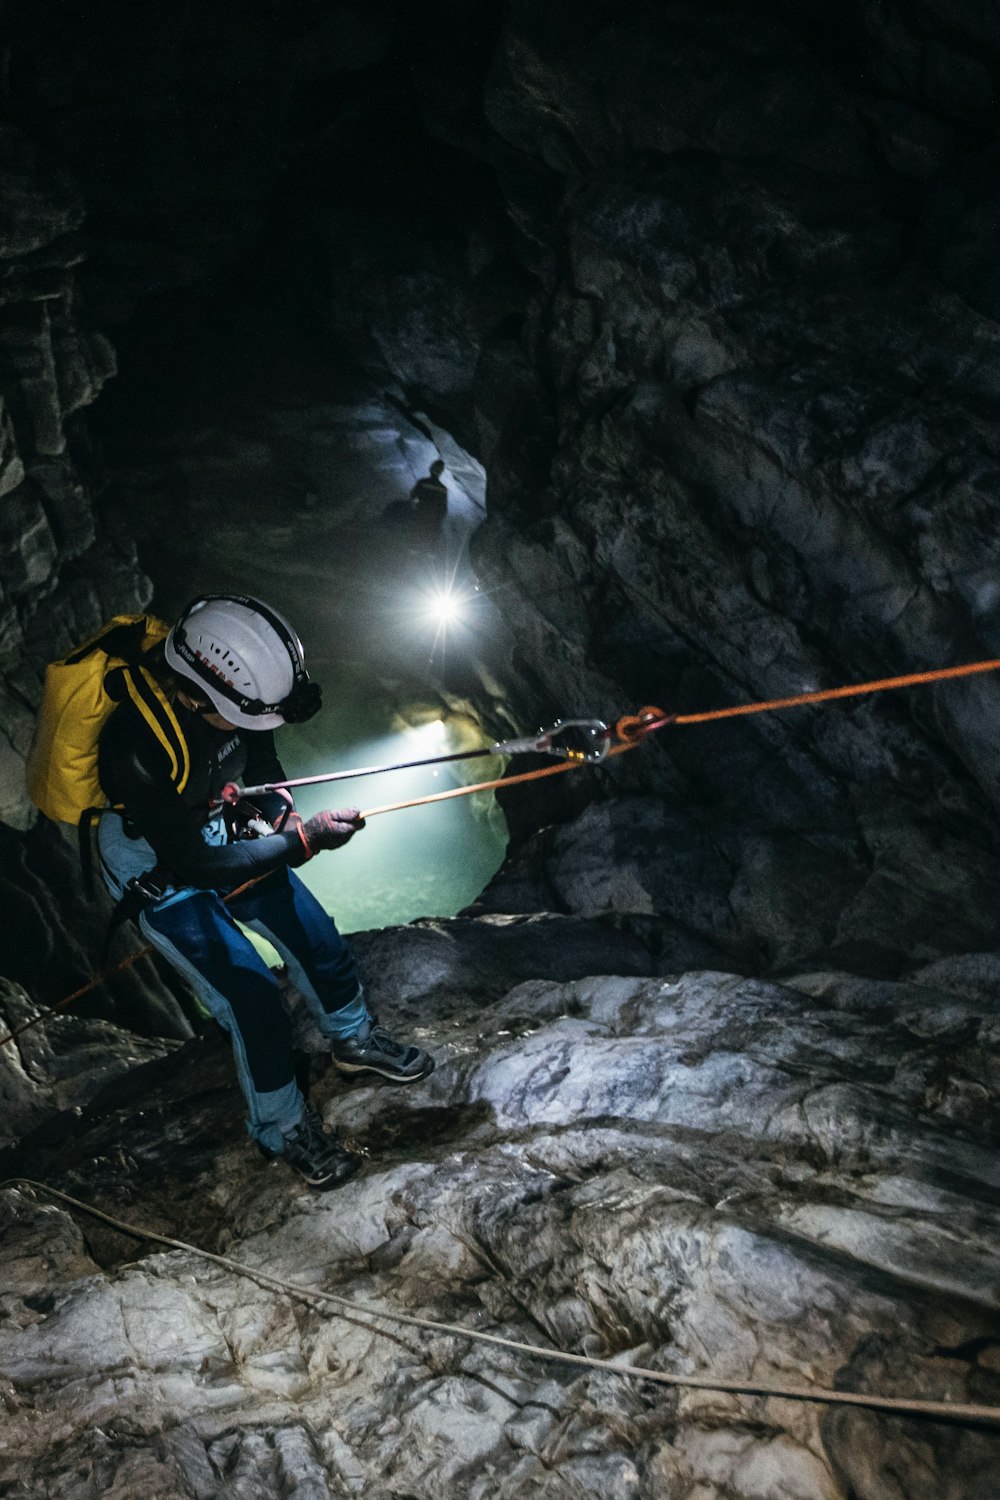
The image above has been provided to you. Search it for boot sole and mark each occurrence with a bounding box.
[304,1164,360,1190]
[260,1145,361,1189]
[333,1057,435,1083]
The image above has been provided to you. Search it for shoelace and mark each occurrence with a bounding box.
[288,1111,346,1164]
[368,1025,409,1059]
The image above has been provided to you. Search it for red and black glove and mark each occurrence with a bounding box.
[288,808,365,861]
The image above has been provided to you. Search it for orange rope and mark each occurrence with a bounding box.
[674,656,1000,726]
[360,756,590,819]
[363,657,1000,818]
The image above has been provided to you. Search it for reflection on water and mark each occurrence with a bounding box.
[276,669,509,933]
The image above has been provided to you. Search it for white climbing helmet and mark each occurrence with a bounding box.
[164,595,321,731]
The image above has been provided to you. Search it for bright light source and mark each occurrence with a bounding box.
[429,588,464,627]
[409,570,481,663]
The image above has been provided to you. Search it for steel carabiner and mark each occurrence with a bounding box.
[493,718,611,764]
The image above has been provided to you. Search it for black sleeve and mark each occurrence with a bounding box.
[242,730,295,824]
[118,737,304,889]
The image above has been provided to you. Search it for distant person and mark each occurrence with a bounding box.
[409,459,448,547]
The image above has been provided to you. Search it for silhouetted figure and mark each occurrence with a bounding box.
[410,459,448,547]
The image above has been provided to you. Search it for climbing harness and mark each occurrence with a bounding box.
[3,1178,998,1428]
[7,655,1000,1051]
[0,872,273,1052]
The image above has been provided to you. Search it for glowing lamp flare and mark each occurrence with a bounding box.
[426,588,465,627]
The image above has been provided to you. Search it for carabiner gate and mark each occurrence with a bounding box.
[547,718,611,763]
[493,718,610,764]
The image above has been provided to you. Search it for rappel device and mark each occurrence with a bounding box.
[231,717,611,802]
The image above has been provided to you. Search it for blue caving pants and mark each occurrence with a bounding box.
[98,813,369,1151]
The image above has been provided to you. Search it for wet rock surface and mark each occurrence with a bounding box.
[0,979,177,1150]
[3,952,1000,1497]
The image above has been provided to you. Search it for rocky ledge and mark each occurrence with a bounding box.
[2,921,999,1498]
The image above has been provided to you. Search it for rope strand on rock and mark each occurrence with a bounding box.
[2,1178,997,1427]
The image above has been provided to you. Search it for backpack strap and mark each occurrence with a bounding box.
[63,616,150,667]
[77,665,190,906]
[77,807,104,901]
[120,664,191,795]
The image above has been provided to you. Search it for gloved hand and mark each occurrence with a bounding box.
[289,808,365,860]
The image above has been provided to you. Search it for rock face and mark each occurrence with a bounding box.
[0,123,134,831]
[248,0,1000,976]
[0,979,176,1150]
[461,1,1000,975]
[2,944,1000,1497]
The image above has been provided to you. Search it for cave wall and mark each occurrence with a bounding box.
[227,0,1000,974]
[0,124,130,830]
[0,4,445,1010]
[441,1,1000,973]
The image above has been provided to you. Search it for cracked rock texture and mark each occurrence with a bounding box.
[231,0,1000,976]
[2,953,1000,1497]
[460,1,1000,976]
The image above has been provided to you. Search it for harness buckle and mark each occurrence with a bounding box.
[127,868,170,903]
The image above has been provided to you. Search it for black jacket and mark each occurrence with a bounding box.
[98,698,304,888]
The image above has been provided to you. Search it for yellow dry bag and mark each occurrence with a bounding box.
[25,614,190,824]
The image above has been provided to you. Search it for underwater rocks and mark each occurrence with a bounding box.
[2,954,999,1498]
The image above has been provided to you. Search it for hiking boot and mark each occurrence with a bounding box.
[272,1107,360,1191]
[331,1016,435,1083]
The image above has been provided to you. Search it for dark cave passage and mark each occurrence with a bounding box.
[68,47,522,932]
[90,280,512,933]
